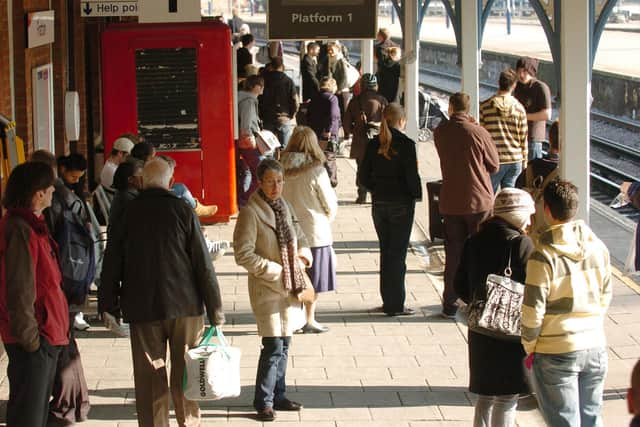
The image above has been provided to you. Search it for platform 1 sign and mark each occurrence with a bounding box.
[267,0,378,40]
[81,1,138,17]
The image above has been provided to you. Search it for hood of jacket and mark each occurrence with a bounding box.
[538,220,600,262]
[238,89,258,105]
[489,94,521,120]
[280,152,323,177]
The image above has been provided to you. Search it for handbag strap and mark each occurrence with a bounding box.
[503,235,520,278]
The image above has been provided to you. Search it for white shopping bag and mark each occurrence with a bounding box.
[183,326,241,401]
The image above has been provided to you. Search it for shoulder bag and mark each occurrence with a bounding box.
[466,237,525,342]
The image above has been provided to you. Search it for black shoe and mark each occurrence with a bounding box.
[301,323,329,334]
[355,196,367,204]
[274,399,303,411]
[386,307,416,316]
[256,407,276,421]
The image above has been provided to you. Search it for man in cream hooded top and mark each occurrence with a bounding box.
[522,179,612,427]
[480,68,528,193]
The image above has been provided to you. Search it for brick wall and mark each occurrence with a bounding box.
[0,0,11,117]
[13,0,54,155]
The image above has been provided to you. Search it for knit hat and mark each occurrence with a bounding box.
[360,73,377,89]
[113,137,134,154]
[516,56,538,77]
[493,188,536,231]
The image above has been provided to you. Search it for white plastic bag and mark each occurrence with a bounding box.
[288,303,306,332]
[183,326,241,401]
[344,60,360,87]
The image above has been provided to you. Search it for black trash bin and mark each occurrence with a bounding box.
[426,180,444,241]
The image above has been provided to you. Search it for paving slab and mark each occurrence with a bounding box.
[0,157,639,426]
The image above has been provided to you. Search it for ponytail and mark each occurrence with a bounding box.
[377,119,394,160]
[377,103,405,160]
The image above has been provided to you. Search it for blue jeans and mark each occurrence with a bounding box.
[528,140,544,161]
[531,347,608,427]
[265,120,294,150]
[172,183,196,209]
[490,162,523,194]
[473,394,519,427]
[372,201,415,314]
[254,336,291,411]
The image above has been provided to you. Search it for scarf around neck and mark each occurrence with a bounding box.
[7,208,49,235]
[258,189,306,292]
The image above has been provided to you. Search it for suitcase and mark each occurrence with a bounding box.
[426,180,444,241]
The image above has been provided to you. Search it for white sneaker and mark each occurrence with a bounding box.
[206,240,231,261]
[74,312,90,331]
[103,312,130,338]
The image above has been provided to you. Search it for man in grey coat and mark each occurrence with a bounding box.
[100,158,224,427]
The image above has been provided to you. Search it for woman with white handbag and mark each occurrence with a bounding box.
[454,188,535,427]
[233,159,313,422]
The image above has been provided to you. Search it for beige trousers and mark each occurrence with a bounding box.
[130,316,205,427]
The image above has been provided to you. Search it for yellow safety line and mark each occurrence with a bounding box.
[612,266,640,295]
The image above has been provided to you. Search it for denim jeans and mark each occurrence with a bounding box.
[254,337,291,411]
[473,394,519,427]
[490,162,523,194]
[528,140,544,161]
[531,347,608,427]
[372,201,415,313]
[266,120,295,150]
[172,183,196,209]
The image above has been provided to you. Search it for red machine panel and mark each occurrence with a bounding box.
[102,22,236,221]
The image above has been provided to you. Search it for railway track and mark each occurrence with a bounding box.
[274,41,640,215]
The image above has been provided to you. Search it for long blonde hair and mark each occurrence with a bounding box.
[378,103,405,160]
[284,126,326,163]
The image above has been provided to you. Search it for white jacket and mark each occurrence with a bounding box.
[280,152,338,248]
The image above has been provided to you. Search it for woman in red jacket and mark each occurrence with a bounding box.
[0,161,69,427]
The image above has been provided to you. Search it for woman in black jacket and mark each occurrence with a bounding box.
[358,103,422,316]
[454,188,535,427]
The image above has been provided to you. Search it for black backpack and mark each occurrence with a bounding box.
[54,199,96,306]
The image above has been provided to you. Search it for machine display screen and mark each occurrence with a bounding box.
[135,48,200,150]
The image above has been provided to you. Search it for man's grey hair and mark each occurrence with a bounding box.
[142,158,174,189]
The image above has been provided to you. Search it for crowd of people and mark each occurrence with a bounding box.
[0,16,637,426]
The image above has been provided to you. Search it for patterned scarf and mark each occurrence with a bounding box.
[258,190,306,292]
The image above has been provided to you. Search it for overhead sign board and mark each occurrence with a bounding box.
[267,0,378,40]
[81,1,138,17]
[138,0,200,23]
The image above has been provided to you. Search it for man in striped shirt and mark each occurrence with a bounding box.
[480,69,528,193]
[522,179,612,427]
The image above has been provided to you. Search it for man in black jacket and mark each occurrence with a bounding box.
[300,42,320,101]
[99,157,224,427]
[259,57,298,149]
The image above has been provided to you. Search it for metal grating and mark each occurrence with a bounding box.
[135,48,200,150]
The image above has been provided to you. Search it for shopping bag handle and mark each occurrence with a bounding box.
[198,326,229,348]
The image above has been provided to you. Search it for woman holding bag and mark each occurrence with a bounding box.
[233,159,313,422]
[454,188,535,427]
[281,126,338,333]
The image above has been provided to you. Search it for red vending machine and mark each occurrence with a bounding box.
[102,21,236,221]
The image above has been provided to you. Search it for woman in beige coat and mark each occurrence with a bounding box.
[233,159,313,422]
[281,126,338,333]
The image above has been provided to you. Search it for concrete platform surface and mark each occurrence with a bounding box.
[0,158,638,426]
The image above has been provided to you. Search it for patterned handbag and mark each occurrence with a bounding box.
[467,238,524,342]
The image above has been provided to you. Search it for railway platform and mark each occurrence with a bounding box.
[1,157,638,427]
